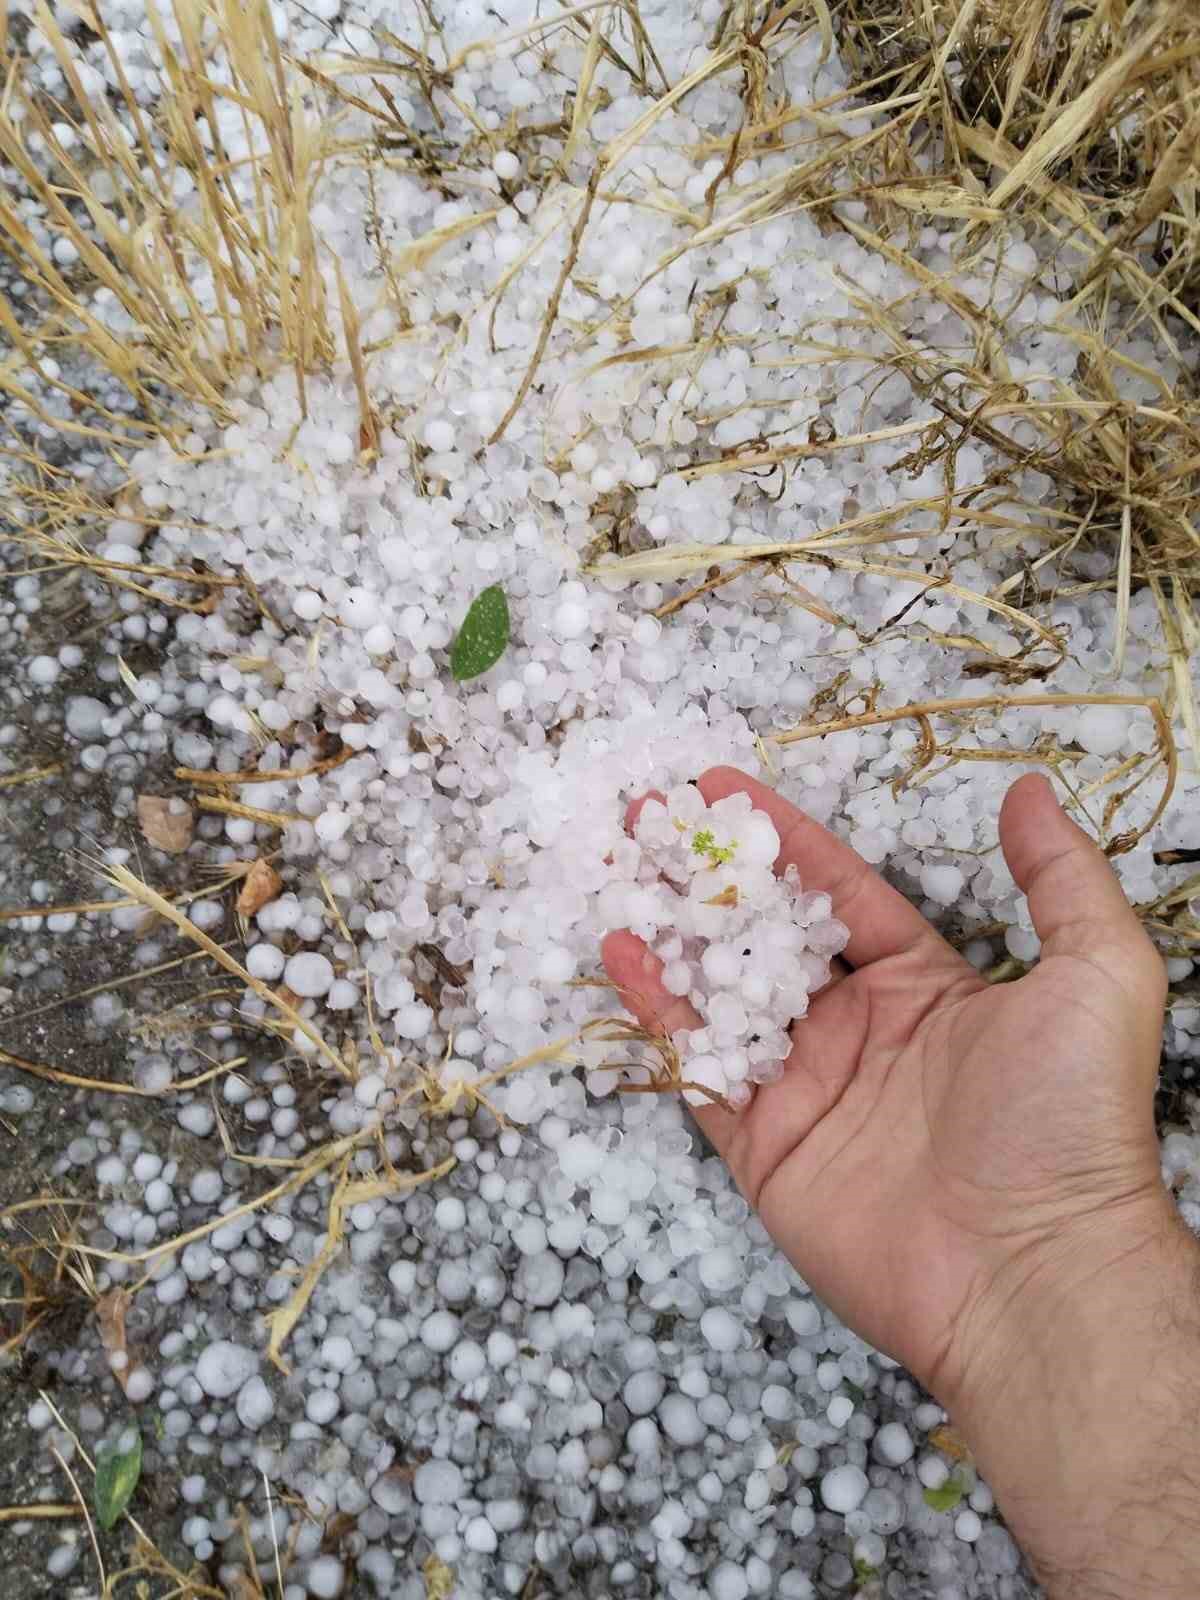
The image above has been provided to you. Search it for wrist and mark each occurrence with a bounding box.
[938,1197,1200,1594]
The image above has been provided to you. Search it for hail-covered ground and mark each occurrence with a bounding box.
[3,2,1200,1598]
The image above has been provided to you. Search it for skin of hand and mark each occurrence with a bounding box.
[603,765,1200,1597]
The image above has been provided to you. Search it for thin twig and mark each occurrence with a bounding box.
[50,1448,105,1595]
[488,169,600,444]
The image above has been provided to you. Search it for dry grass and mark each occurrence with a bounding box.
[0,0,1194,745]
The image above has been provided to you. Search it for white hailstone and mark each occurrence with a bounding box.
[125,1367,154,1403]
[306,1555,345,1597]
[424,418,456,451]
[761,1384,793,1422]
[321,1334,355,1372]
[236,1376,275,1430]
[699,1308,742,1352]
[283,952,334,998]
[388,1260,416,1295]
[293,589,323,621]
[65,696,108,738]
[247,942,286,980]
[414,1459,464,1504]
[623,1371,665,1416]
[710,1562,750,1600]
[449,1341,487,1383]
[559,1133,604,1183]
[420,1311,460,1352]
[701,943,742,986]
[1077,705,1127,756]
[917,1455,950,1490]
[326,979,359,1010]
[190,1170,222,1204]
[29,655,60,686]
[340,586,380,629]
[434,1196,466,1231]
[520,1251,565,1307]
[659,1393,705,1446]
[195,1341,258,1399]
[826,1395,854,1428]
[820,1465,869,1514]
[697,1246,742,1293]
[464,1516,498,1553]
[920,864,964,905]
[492,150,520,179]
[306,1390,339,1424]
[553,599,591,638]
[874,1421,914,1464]
[955,1510,983,1542]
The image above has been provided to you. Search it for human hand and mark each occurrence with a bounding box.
[603,766,1200,1595]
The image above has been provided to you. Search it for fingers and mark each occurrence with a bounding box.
[998,774,1165,995]
[600,930,702,1040]
[697,766,963,972]
[624,790,666,833]
[600,929,735,1148]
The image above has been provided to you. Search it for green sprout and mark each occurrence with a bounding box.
[691,828,737,867]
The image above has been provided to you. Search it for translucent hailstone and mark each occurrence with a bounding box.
[340,586,381,629]
[1076,705,1127,756]
[235,1376,275,1429]
[65,696,108,739]
[414,1459,464,1504]
[874,1421,914,1464]
[699,1307,742,1352]
[920,864,964,905]
[306,1555,345,1597]
[247,942,286,980]
[195,1340,258,1399]
[820,1464,870,1514]
[283,952,334,997]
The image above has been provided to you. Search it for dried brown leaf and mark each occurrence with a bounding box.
[703,885,739,908]
[928,1423,971,1463]
[236,858,283,917]
[136,795,193,855]
[95,1287,133,1395]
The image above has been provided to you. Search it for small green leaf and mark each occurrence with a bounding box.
[450,585,510,681]
[94,1426,142,1530]
[853,1556,879,1582]
[922,1474,965,1514]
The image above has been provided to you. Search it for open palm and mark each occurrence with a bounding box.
[602,767,1169,1401]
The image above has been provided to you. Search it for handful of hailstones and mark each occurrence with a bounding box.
[599,786,851,1108]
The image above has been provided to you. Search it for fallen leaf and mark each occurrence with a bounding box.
[922,1474,966,1514]
[94,1426,141,1529]
[137,794,194,854]
[237,858,283,916]
[423,1553,456,1600]
[96,1287,133,1395]
[928,1423,971,1462]
[703,884,739,907]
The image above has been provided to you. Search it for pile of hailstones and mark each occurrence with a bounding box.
[601,786,850,1106]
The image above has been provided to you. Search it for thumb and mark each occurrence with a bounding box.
[998,773,1163,991]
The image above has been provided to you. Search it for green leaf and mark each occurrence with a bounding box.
[922,1474,965,1514]
[94,1426,142,1530]
[450,585,510,681]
